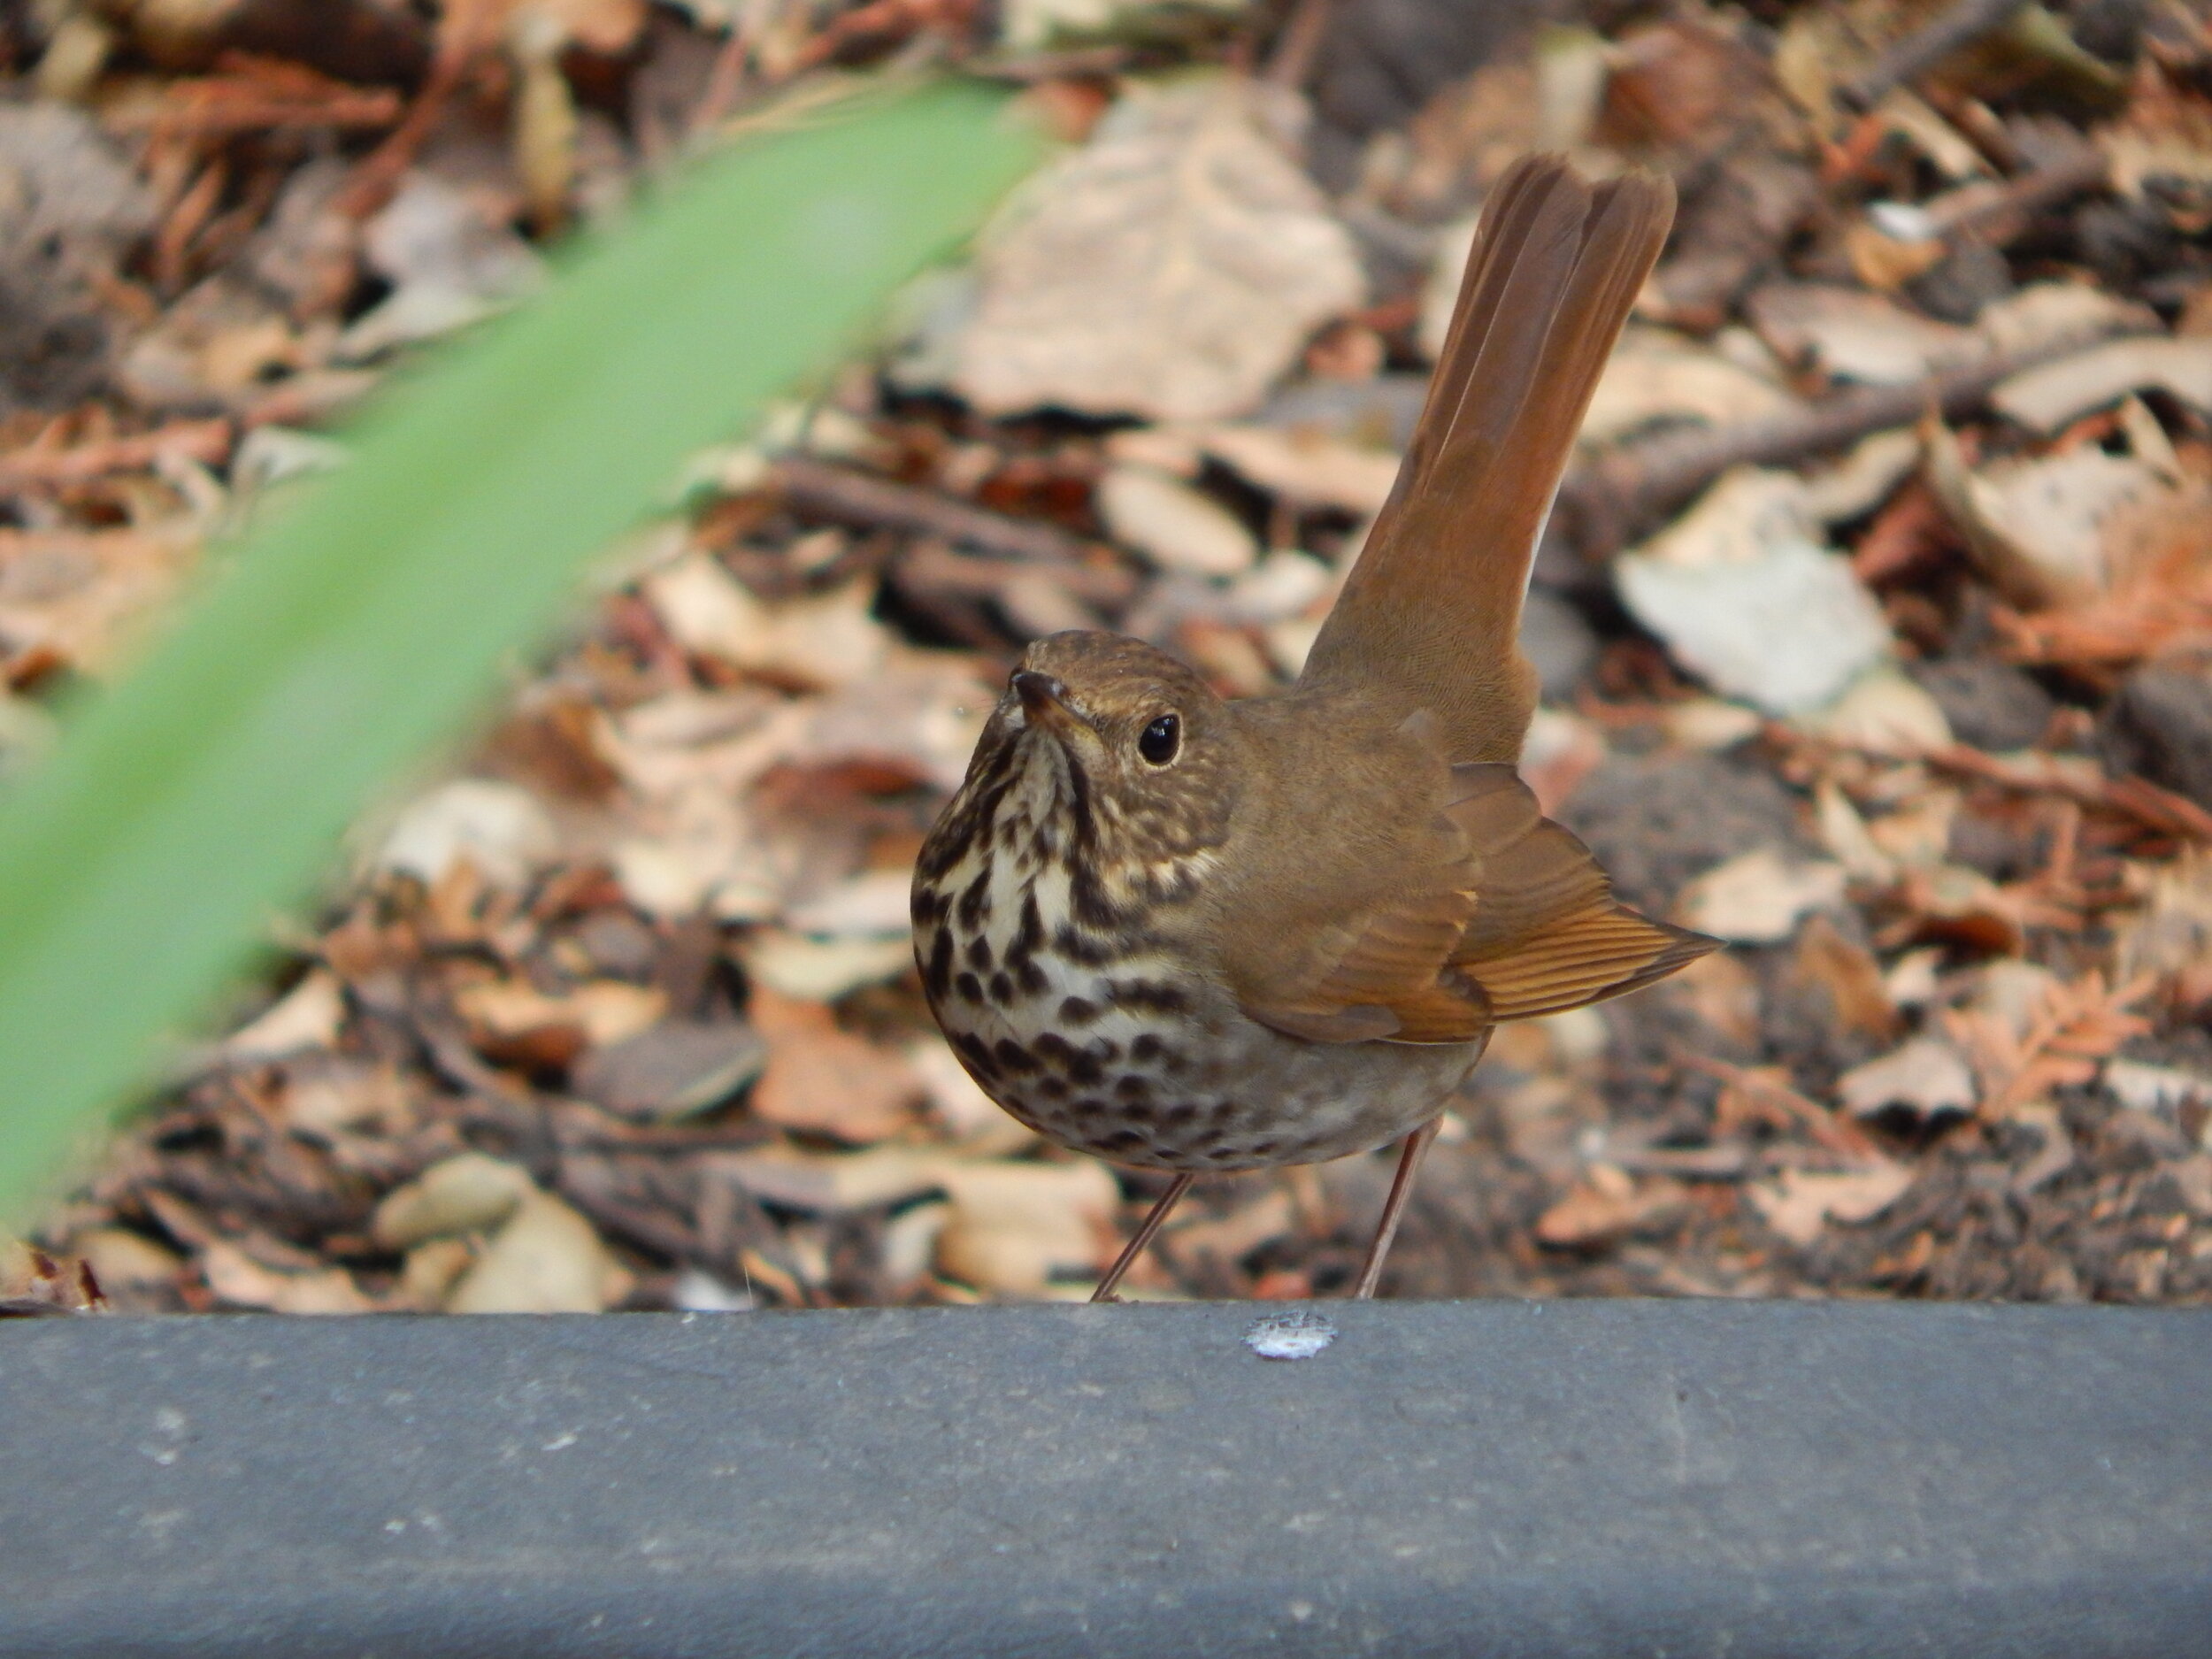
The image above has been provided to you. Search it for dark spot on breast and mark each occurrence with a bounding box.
[1208,1101,1238,1124]
[953,1033,1000,1080]
[1113,1074,1152,1102]
[925,931,954,1002]
[1164,1102,1200,1126]
[1203,1147,1240,1163]
[1033,1033,1077,1068]
[1065,1047,1106,1087]
[989,970,1013,1002]
[1059,996,1099,1025]
[1052,926,1118,967]
[1094,1129,1146,1154]
[955,972,984,1005]
[993,1040,1039,1075]
[1130,1033,1163,1063]
[956,871,992,929]
[1015,958,1049,996]
[1037,1076,1069,1100]
[964,935,993,972]
[1248,1139,1279,1158]
[1106,978,1189,1016]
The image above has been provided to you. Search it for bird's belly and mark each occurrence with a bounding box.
[922,913,1486,1171]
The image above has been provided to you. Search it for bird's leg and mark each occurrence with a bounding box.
[1091,1172,1195,1303]
[1353,1117,1442,1300]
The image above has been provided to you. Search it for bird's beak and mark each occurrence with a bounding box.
[1010,670,1079,735]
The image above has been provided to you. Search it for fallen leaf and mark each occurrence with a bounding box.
[201,1240,374,1314]
[1674,847,1848,943]
[1095,463,1258,577]
[746,986,919,1142]
[222,969,345,1061]
[1748,1164,1913,1246]
[1747,283,1977,384]
[953,78,1365,421]
[642,554,890,688]
[572,1018,766,1120]
[933,1157,1117,1295]
[373,1152,536,1248]
[1838,1036,1977,1121]
[1616,468,1893,715]
[448,1190,631,1314]
[373,778,559,888]
[1582,327,1802,444]
[454,978,666,1048]
[1993,335,2212,434]
[1534,1167,1689,1248]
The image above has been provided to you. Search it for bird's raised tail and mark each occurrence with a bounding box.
[1296,156,1674,765]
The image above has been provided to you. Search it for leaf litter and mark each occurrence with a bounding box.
[12,0,2212,1314]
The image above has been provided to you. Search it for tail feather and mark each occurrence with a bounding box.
[1297,156,1674,765]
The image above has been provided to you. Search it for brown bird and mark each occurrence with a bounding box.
[911,154,1717,1302]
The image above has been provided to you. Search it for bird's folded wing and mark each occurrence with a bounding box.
[1233,764,1717,1044]
[1445,765,1717,1022]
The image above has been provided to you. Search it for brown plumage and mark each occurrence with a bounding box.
[912,154,1717,1301]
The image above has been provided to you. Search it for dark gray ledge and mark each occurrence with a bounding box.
[4,1299,2209,1657]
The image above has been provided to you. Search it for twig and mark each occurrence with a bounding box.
[0,419,233,490]
[772,455,1112,569]
[1837,0,2030,112]
[1563,332,2151,556]
[1263,0,1333,91]
[334,0,498,220]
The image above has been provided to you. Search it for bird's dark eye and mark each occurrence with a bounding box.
[1138,713,1180,765]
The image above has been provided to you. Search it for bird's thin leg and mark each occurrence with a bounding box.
[1092,1172,1195,1303]
[1353,1117,1443,1300]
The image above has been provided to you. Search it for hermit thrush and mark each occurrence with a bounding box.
[912,155,1716,1301]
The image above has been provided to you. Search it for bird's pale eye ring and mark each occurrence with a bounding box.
[1138,712,1181,765]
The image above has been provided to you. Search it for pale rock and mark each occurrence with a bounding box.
[1674,847,1848,943]
[453,978,666,1048]
[1224,549,1333,623]
[1096,465,1258,577]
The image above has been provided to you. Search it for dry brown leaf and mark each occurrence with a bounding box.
[953,78,1365,421]
[1747,1164,1913,1246]
[747,986,919,1142]
[454,978,666,1048]
[932,1158,1117,1295]
[447,1190,632,1313]
[1838,1035,1976,1121]
[1534,1167,1690,1248]
[201,1240,374,1314]
[1675,848,1848,943]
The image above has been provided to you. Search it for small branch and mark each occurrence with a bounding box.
[0,419,234,491]
[1837,0,2030,112]
[772,456,1112,570]
[1562,331,2152,557]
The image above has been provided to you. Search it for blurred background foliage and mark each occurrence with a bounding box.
[0,78,1035,1220]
